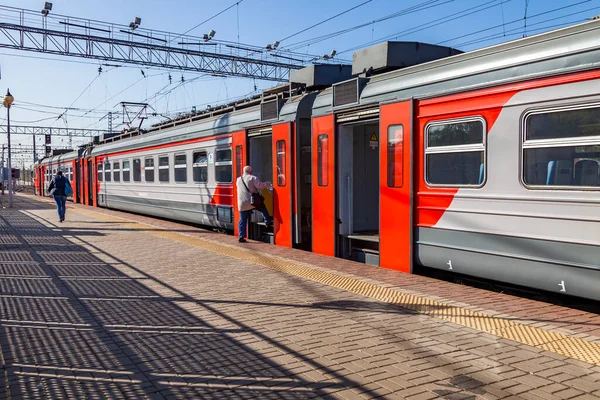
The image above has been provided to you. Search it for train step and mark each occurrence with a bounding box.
[351,247,379,267]
[262,231,274,244]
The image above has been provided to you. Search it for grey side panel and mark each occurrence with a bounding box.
[101,194,233,231]
[92,107,260,156]
[312,20,600,116]
[416,228,600,301]
[39,150,80,166]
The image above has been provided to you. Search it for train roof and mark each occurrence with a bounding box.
[37,149,79,166]
[313,19,600,116]
[90,91,317,156]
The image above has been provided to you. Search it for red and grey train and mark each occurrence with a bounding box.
[35,20,600,301]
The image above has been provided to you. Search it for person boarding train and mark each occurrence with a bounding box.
[236,165,273,243]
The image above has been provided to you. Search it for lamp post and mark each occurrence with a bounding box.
[3,89,14,207]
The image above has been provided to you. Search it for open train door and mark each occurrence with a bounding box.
[232,130,247,238]
[311,115,335,256]
[379,100,413,273]
[271,122,293,247]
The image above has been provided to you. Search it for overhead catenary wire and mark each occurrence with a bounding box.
[277,0,374,44]
[523,0,530,37]
[282,0,451,52]
[453,17,594,49]
[435,0,593,46]
[337,0,512,55]
[168,0,245,44]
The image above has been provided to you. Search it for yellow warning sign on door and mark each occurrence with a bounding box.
[370,133,378,142]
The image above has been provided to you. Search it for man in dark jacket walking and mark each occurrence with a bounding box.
[47,170,70,222]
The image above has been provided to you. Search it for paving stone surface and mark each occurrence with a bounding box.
[0,194,598,399]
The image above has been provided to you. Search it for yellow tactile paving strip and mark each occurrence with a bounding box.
[71,207,600,366]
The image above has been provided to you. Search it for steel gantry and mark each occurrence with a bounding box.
[0,125,108,137]
[0,125,109,162]
[0,5,334,82]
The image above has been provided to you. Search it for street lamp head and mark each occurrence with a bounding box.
[41,2,52,16]
[3,89,14,108]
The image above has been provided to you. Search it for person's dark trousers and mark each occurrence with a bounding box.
[238,207,273,239]
[53,195,67,221]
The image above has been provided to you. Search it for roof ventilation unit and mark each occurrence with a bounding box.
[352,41,463,76]
[332,77,367,108]
[261,98,280,121]
[289,64,352,89]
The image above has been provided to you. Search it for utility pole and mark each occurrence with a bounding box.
[32,133,36,165]
[3,89,14,207]
[99,112,117,137]
[1,144,4,195]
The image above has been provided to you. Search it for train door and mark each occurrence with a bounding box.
[40,166,46,195]
[75,159,82,203]
[246,126,274,242]
[81,158,87,205]
[272,122,293,247]
[91,158,98,207]
[379,100,413,273]
[311,115,335,256]
[337,113,380,265]
[86,157,93,206]
[232,130,246,238]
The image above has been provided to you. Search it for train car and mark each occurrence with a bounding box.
[89,107,257,231]
[89,67,350,247]
[33,19,600,301]
[36,150,79,201]
[310,20,600,301]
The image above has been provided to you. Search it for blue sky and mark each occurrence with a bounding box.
[1,0,599,166]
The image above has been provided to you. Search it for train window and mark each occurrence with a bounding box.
[387,125,404,188]
[174,154,187,183]
[276,140,286,186]
[133,159,141,182]
[158,155,170,183]
[215,148,232,183]
[144,157,154,182]
[122,161,131,182]
[524,105,600,188]
[193,151,208,183]
[425,118,485,186]
[97,164,103,182]
[113,162,120,182]
[235,145,243,178]
[317,134,329,187]
[104,161,111,182]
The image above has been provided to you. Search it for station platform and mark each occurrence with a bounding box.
[1,194,600,399]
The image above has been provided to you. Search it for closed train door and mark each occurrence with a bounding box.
[86,157,93,205]
[76,159,82,203]
[271,122,293,247]
[232,130,247,238]
[311,115,335,256]
[91,158,98,207]
[379,100,413,273]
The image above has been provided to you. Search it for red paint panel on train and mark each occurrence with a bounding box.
[272,122,293,248]
[379,101,413,273]
[232,130,246,238]
[312,115,335,256]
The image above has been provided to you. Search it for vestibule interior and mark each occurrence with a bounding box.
[337,121,380,265]
[247,132,274,241]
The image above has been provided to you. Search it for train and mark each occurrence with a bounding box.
[35,20,600,301]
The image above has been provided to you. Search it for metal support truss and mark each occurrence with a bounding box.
[0,6,330,82]
[0,125,108,137]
